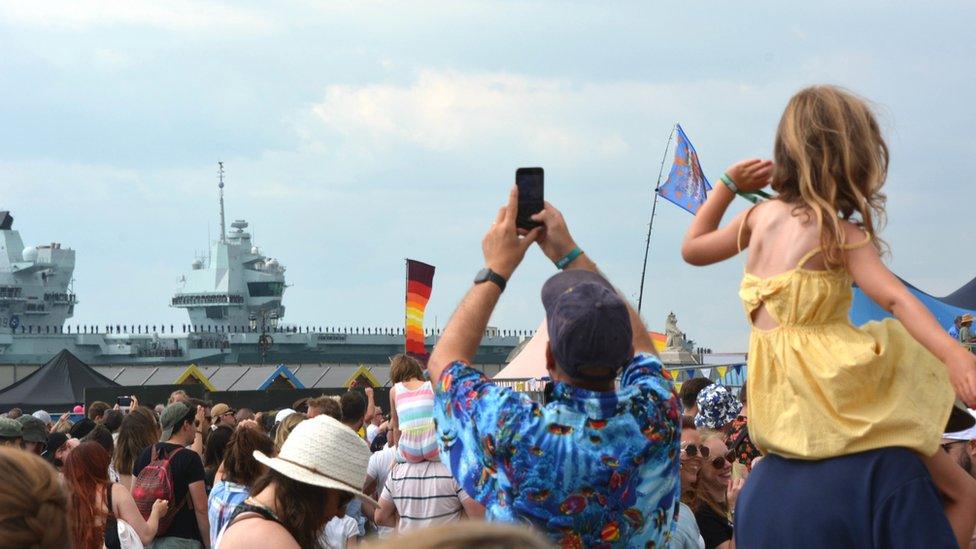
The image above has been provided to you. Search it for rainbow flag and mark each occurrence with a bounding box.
[405,259,435,363]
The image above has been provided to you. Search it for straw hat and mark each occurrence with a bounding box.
[253,414,375,504]
[961,314,974,325]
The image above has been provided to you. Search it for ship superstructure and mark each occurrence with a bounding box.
[0,164,526,389]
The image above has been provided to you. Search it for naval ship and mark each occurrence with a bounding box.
[0,165,525,376]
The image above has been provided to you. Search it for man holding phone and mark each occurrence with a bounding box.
[428,184,681,547]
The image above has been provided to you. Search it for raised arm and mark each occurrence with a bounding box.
[530,203,656,356]
[427,187,540,384]
[846,224,976,406]
[681,159,773,266]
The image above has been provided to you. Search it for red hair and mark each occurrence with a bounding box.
[63,441,111,549]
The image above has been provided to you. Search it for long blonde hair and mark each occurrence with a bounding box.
[772,85,888,268]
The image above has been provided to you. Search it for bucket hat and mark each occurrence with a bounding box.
[159,402,191,441]
[695,384,742,430]
[17,415,47,443]
[253,414,375,504]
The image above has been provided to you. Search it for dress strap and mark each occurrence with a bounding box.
[795,247,823,270]
[737,206,758,253]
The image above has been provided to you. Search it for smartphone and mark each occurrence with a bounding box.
[515,167,544,230]
[116,396,132,408]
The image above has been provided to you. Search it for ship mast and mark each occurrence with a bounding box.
[218,161,227,244]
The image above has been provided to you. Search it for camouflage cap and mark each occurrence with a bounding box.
[0,416,23,438]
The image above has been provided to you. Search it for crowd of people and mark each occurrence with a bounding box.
[1,84,976,548]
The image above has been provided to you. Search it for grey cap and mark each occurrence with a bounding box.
[159,401,191,441]
[16,415,47,443]
[0,416,23,438]
[32,410,52,425]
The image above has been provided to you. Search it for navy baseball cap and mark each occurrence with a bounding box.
[541,270,633,381]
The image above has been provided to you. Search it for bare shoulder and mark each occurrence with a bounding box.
[218,518,300,549]
[840,219,871,242]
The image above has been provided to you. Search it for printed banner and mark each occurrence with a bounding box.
[405,259,435,363]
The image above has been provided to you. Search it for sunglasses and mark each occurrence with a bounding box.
[709,455,729,469]
[681,443,710,459]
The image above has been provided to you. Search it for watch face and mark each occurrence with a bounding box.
[474,268,491,283]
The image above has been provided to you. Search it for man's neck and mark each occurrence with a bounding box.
[167,434,192,446]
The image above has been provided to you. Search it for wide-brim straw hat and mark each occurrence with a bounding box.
[961,314,974,325]
[253,414,376,505]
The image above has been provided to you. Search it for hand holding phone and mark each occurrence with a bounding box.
[516,167,544,231]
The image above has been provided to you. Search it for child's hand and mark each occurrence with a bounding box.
[947,351,976,407]
[727,159,774,192]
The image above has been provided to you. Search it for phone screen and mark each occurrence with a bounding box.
[116,396,132,408]
[516,167,544,230]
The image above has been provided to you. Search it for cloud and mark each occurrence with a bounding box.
[311,70,640,159]
[0,0,272,33]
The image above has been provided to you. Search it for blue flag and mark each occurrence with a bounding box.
[657,124,711,214]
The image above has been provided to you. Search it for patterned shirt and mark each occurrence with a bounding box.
[208,480,249,546]
[433,353,681,548]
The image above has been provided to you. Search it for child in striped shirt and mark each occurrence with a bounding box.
[389,354,440,462]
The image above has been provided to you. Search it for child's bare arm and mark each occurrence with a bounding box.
[845,223,976,405]
[682,159,773,266]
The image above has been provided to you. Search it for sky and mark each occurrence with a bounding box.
[0,1,973,352]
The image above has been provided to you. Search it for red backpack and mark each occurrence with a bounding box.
[131,445,189,533]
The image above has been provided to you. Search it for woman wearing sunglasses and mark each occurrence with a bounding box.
[692,430,744,549]
[674,417,706,549]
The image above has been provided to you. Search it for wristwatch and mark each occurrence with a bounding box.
[474,268,507,292]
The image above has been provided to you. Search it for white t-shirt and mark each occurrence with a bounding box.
[321,515,358,549]
[366,446,397,538]
[366,424,380,444]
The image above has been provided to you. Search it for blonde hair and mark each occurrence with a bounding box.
[0,447,71,549]
[772,85,888,268]
[389,354,424,384]
[274,412,306,454]
[691,429,729,518]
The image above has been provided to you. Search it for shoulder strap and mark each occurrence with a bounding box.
[227,501,285,528]
[795,247,823,270]
[736,206,758,253]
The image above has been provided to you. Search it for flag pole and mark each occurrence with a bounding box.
[637,123,677,314]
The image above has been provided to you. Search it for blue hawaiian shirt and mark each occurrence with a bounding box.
[433,353,681,548]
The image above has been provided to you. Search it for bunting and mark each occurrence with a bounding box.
[405,259,435,364]
[716,366,728,379]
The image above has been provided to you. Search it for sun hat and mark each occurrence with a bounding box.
[695,384,742,430]
[17,415,48,443]
[32,410,52,425]
[253,414,375,504]
[69,417,96,440]
[159,401,191,441]
[945,409,976,441]
[42,432,69,463]
[961,314,974,325]
[541,270,633,381]
[211,403,235,419]
[275,408,297,424]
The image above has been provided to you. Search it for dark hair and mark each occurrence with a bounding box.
[679,378,713,410]
[389,354,424,384]
[307,396,342,421]
[63,441,111,549]
[223,428,274,487]
[87,401,110,421]
[102,409,123,433]
[258,412,276,435]
[0,447,70,549]
[542,381,555,405]
[738,381,747,406]
[6,408,22,419]
[186,397,211,410]
[82,424,114,455]
[340,391,367,426]
[292,398,310,414]
[681,416,697,431]
[250,468,334,548]
[204,425,233,471]
[114,407,160,476]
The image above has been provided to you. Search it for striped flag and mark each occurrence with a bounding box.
[405,259,435,364]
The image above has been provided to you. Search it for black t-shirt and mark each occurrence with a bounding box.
[696,503,733,549]
[133,442,205,541]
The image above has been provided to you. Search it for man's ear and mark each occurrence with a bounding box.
[545,345,555,376]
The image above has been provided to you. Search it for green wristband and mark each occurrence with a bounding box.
[555,247,583,269]
[720,172,738,193]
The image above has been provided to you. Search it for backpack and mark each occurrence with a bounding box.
[131,444,189,534]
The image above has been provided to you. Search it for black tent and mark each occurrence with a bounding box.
[0,349,119,413]
[943,276,976,311]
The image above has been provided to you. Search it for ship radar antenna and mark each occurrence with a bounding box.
[218,161,227,244]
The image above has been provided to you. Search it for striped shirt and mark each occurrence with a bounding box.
[394,381,439,462]
[380,460,470,532]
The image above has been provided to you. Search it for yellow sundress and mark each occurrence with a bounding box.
[738,214,954,459]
